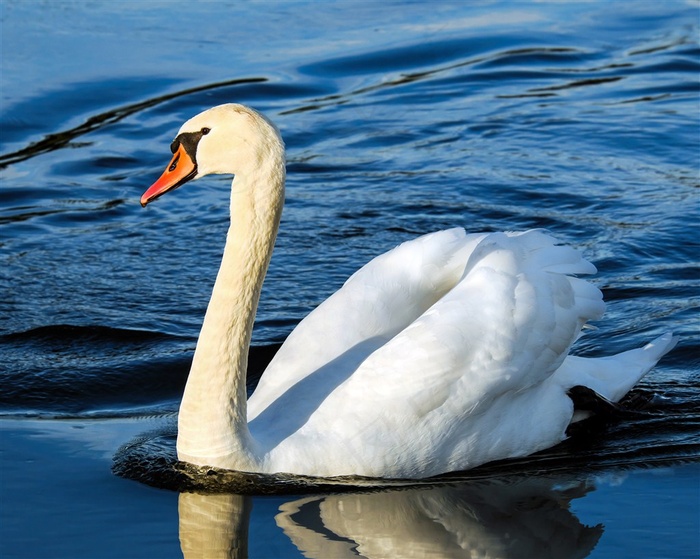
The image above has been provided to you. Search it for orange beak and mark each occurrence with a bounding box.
[141,144,197,207]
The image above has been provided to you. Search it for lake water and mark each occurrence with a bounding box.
[1,1,699,557]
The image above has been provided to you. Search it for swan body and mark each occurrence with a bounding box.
[141,104,676,479]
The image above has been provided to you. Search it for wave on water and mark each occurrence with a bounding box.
[0,324,191,417]
[0,324,278,418]
[0,77,269,169]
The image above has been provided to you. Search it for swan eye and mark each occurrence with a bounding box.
[201,127,211,135]
[169,153,180,172]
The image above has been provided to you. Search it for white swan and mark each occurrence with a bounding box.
[141,103,676,479]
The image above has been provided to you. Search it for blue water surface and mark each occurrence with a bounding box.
[1,1,699,558]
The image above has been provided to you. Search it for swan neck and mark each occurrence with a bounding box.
[177,158,284,470]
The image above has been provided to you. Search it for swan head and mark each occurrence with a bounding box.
[141,104,284,207]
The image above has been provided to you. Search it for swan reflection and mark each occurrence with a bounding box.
[179,476,602,559]
[179,493,251,559]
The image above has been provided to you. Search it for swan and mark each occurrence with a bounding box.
[140,103,676,479]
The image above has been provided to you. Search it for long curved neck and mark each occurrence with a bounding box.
[177,155,284,470]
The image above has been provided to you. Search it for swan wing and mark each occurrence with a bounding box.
[294,230,603,472]
[345,229,604,410]
[247,227,485,419]
[253,230,610,476]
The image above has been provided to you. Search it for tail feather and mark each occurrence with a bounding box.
[555,332,678,403]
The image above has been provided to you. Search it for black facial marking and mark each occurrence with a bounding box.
[171,130,206,164]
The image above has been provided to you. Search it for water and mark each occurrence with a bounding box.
[1,0,699,557]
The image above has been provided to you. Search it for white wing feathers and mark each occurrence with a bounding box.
[247,228,478,419]
[246,228,671,477]
[331,230,605,415]
[251,229,602,422]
